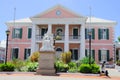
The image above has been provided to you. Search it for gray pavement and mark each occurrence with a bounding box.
[0,75,111,80]
[0,69,120,80]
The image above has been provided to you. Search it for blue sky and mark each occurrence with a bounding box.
[0,0,119,41]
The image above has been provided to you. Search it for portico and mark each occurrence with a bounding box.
[30,16,87,60]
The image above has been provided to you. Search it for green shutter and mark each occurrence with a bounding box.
[28,28,32,39]
[106,29,109,40]
[107,50,110,61]
[98,50,101,61]
[98,29,101,40]
[92,50,95,60]
[20,28,22,39]
[85,49,87,57]
[85,28,87,39]
[12,29,15,38]
[92,29,95,39]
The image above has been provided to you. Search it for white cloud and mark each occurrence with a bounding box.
[0,40,6,48]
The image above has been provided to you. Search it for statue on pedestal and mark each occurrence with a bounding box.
[40,33,54,51]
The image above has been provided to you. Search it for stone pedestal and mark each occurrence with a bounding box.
[36,51,55,75]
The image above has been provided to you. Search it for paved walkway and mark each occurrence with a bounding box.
[0,69,120,80]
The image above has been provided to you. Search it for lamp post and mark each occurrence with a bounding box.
[88,31,92,65]
[5,30,10,64]
[53,34,56,46]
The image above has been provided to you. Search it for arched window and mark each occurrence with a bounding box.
[56,48,62,52]
[56,28,63,36]
[55,47,63,58]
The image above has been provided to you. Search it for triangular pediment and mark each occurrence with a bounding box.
[32,5,84,18]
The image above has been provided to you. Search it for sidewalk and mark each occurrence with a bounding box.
[0,69,120,80]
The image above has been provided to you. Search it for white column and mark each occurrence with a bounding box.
[80,24,85,59]
[31,24,36,54]
[64,24,69,52]
[47,24,52,33]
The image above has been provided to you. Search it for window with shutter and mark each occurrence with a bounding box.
[107,50,110,61]
[12,48,19,60]
[92,50,95,60]
[98,28,109,40]
[28,28,32,39]
[20,28,22,39]
[98,50,101,61]
[70,49,78,60]
[106,29,109,40]
[24,48,31,60]
[12,28,22,39]
[98,29,101,40]
[92,29,95,39]
[85,28,94,40]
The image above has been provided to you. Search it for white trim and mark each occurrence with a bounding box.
[9,42,31,44]
[30,18,86,24]
[6,23,32,27]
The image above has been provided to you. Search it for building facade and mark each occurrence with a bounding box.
[115,42,120,61]
[6,5,117,63]
[0,40,6,62]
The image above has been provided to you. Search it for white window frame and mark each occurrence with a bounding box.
[11,47,19,60]
[14,28,21,38]
[101,50,107,62]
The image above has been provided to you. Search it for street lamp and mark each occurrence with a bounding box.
[88,31,92,65]
[53,34,56,46]
[5,30,10,64]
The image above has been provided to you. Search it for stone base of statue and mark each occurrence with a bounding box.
[36,51,55,75]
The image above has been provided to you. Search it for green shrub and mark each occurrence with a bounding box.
[78,64,91,73]
[91,64,100,74]
[68,62,77,68]
[116,60,120,66]
[30,51,40,62]
[61,51,71,64]
[10,59,25,71]
[27,62,38,72]
[55,60,69,72]
[0,63,15,71]
[68,67,77,73]
[79,57,95,64]
[78,64,100,73]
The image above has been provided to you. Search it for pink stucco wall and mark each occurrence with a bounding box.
[39,7,80,18]
[85,26,114,63]
[7,26,31,61]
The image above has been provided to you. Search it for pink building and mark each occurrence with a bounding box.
[6,5,117,63]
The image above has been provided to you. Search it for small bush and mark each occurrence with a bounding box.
[27,62,38,72]
[30,51,40,62]
[91,64,100,74]
[67,62,78,72]
[61,51,71,64]
[116,60,120,66]
[78,64,91,73]
[68,62,77,68]
[79,57,95,64]
[10,59,25,71]
[78,64,100,73]
[55,60,69,72]
[0,63,15,71]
